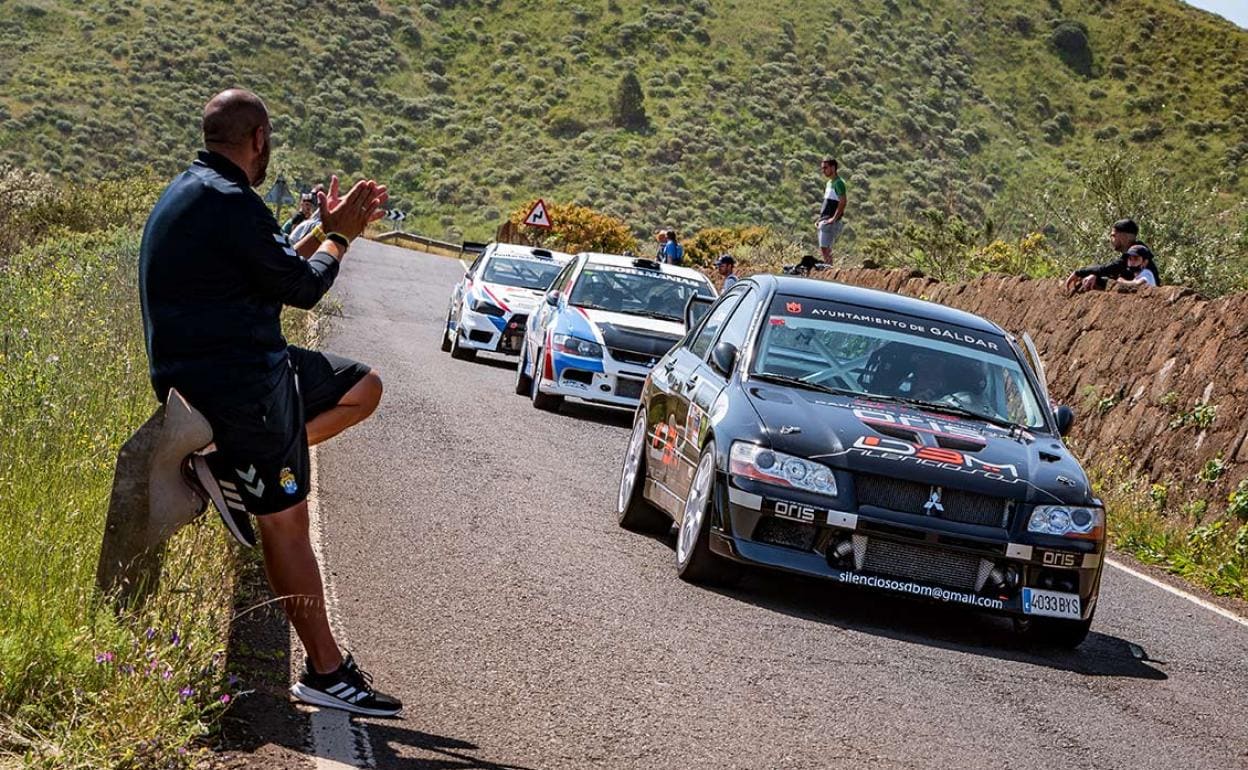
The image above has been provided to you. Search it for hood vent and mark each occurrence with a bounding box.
[870,422,921,444]
[748,387,793,404]
[1039,450,1062,463]
[934,433,988,452]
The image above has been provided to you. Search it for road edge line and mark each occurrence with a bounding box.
[306,445,375,769]
[1105,556,1248,630]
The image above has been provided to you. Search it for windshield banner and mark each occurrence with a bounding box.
[772,296,1008,356]
[591,264,704,288]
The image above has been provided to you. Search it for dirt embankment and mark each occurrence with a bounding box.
[809,268,1248,507]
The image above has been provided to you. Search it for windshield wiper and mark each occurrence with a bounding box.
[752,372,859,398]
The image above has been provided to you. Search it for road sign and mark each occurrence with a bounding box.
[523,199,552,229]
[385,210,407,222]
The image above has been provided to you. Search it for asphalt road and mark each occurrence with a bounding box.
[314,239,1248,769]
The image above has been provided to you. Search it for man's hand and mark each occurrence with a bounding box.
[319,179,390,242]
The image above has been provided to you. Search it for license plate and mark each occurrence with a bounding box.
[1022,588,1081,619]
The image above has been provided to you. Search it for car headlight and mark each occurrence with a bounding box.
[552,333,603,358]
[729,442,837,497]
[1027,505,1104,540]
[470,296,505,316]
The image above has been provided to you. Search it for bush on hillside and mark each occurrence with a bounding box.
[684,225,770,267]
[611,71,648,131]
[1050,20,1093,77]
[507,199,638,254]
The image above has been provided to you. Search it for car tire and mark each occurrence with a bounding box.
[514,339,533,396]
[529,347,563,411]
[617,411,671,534]
[1017,612,1094,649]
[449,327,476,361]
[676,441,732,584]
[440,311,453,352]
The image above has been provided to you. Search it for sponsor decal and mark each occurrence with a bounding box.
[771,500,819,523]
[853,407,984,441]
[786,301,803,313]
[1039,550,1078,568]
[776,297,1009,355]
[280,467,298,495]
[838,572,1005,610]
[848,435,1022,482]
[590,264,703,287]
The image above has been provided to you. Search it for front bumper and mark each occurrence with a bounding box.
[537,350,652,407]
[711,476,1102,621]
[455,308,529,354]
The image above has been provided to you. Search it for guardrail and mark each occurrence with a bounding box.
[374,230,468,259]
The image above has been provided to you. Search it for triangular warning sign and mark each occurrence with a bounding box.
[523,199,553,229]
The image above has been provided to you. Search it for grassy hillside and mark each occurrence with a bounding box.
[0,0,1245,246]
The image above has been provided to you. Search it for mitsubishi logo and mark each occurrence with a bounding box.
[923,487,944,516]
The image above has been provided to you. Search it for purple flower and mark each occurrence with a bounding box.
[227,674,240,687]
[94,651,114,664]
[169,630,181,647]
[162,668,173,681]
[178,686,194,701]
[145,627,157,641]
[220,694,231,704]
[121,664,135,675]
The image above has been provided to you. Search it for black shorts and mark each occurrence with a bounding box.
[189,347,370,515]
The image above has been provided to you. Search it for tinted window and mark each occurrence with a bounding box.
[569,264,713,322]
[481,256,564,290]
[689,292,742,358]
[550,260,579,294]
[713,288,760,353]
[752,294,1048,429]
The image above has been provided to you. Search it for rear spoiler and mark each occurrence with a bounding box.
[461,240,488,256]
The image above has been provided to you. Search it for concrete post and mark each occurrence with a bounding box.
[95,389,212,607]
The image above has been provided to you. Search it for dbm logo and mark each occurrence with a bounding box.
[851,435,1020,480]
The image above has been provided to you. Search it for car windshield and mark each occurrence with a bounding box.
[569,264,711,322]
[752,295,1049,430]
[481,256,564,291]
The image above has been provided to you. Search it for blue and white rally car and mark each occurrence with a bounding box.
[514,253,716,411]
[442,243,574,360]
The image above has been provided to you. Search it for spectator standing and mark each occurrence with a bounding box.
[715,254,739,290]
[661,229,684,265]
[815,156,847,262]
[1065,218,1160,294]
[138,89,400,717]
[654,229,669,261]
[282,193,314,235]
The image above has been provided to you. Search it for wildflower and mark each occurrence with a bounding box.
[227,673,240,687]
[121,664,135,675]
[145,627,157,641]
[220,694,231,704]
[169,630,181,647]
[95,651,114,664]
[178,687,194,701]
[162,668,173,681]
[46,354,59,364]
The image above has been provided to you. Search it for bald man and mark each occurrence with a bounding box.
[139,88,401,716]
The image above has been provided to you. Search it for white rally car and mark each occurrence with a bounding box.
[514,253,716,410]
[442,243,574,360]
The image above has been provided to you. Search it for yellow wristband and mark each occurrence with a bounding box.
[311,224,327,243]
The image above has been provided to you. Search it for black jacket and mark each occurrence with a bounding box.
[139,151,339,400]
[1073,241,1160,284]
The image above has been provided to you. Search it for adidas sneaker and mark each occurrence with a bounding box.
[290,654,403,717]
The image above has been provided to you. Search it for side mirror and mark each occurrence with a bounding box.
[545,290,560,307]
[710,342,739,376]
[683,293,715,329]
[1054,405,1075,436]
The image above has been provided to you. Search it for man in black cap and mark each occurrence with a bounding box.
[715,253,739,290]
[1064,218,1160,294]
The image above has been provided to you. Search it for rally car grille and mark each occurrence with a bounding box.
[863,539,984,591]
[753,518,817,550]
[608,347,660,368]
[616,377,645,400]
[854,473,1010,528]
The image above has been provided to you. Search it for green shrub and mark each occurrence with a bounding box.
[1050,20,1093,77]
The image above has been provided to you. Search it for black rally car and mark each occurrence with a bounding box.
[617,274,1104,647]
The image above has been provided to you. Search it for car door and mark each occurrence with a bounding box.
[671,286,762,506]
[527,257,580,375]
[452,248,488,325]
[657,288,746,504]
